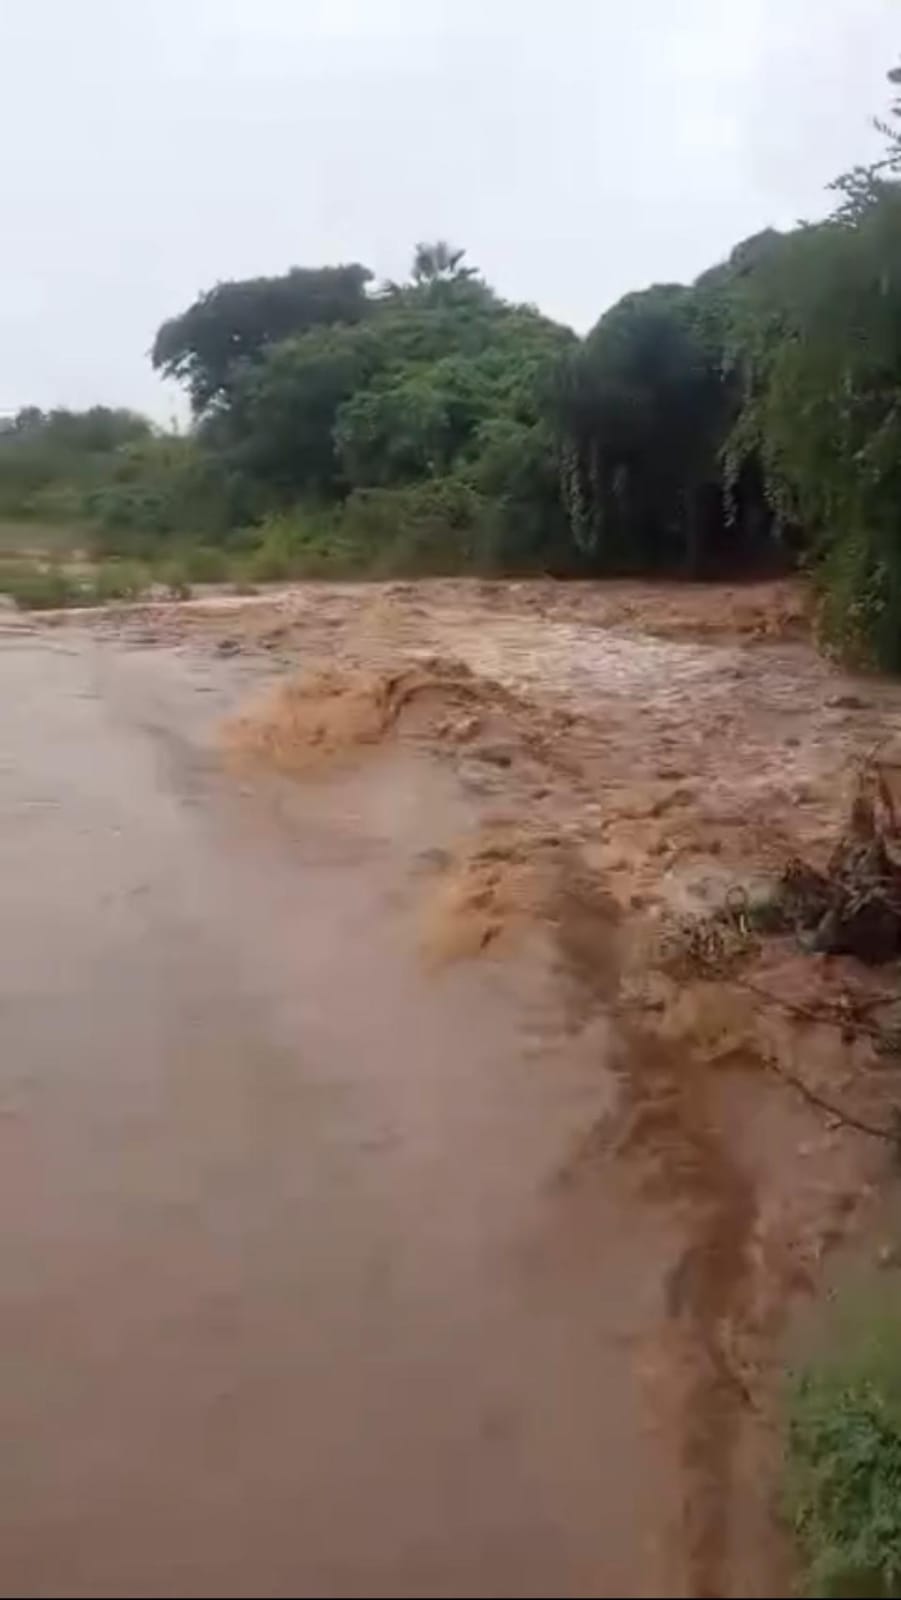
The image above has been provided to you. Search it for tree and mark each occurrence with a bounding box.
[725,195,901,664]
[334,373,458,486]
[550,285,732,573]
[411,240,475,285]
[719,63,901,664]
[830,63,901,223]
[129,77,901,641]
[198,261,571,511]
[219,322,378,497]
[0,407,155,523]
[0,406,150,451]
[470,416,569,570]
[378,242,490,312]
[152,264,372,413]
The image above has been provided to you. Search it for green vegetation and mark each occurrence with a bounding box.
[786,1298,901,1597]
[0,558,154,610]
[5,67,901,662]
[0,563,84,611]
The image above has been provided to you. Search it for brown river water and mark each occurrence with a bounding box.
[2,580,900,1598]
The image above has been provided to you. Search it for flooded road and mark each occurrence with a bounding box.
[0,628,673,1598]
[3,582,898,1598]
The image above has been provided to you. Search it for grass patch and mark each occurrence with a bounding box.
[91,560,149,603]
[786,1296,901,1596]
[0,563,84,609]
[0,557,151,610]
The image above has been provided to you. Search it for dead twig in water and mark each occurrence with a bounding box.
[762,1053,901,1147]
[733,973,901,1049]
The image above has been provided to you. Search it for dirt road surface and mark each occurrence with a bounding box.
[2,581,899,1598]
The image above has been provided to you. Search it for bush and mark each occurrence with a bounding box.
[156,559,193,600]
[0,559,154,609]
[337,479,496,575]
[786,1300,901,1596]
[91,560,148,602]
[236,483,499,580]
[25,483,89,524]
[0,563,82,610]
[87,482,176,537]
[242,507,352,582]
[173,544,230,584]
[815,527,901,672]
[243,526,295,582]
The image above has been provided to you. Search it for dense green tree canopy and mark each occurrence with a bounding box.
[9,70,901,667]
[550,284,731,574]
[195,250,572,512]
[724,191,901,663]
[151,264,372,413]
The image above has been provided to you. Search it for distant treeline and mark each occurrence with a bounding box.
[5,67,901,663]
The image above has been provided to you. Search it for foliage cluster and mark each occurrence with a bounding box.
[787,1300,901,1597]
[7,72,901,661]
[0,406,151,524]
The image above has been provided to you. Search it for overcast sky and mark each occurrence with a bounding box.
[1,0,898,421]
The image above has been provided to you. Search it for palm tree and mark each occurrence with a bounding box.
[411,240,475,285]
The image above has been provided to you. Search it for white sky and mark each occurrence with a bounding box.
[1,0,898,421]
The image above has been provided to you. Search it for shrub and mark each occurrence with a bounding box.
[786,1300,901,1596]
[337,479,495,574]
[242,507,352,581]
[0,563,81,609]
[175,544,230,584]
[244,528,294,582]
[815,527,901,672]
[156,559,193,600]
[0,559,154,609]
[91,560,148,603]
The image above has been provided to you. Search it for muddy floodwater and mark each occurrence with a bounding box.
[2,580,900,1598]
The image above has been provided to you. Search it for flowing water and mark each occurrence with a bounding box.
[1,584,897,1597]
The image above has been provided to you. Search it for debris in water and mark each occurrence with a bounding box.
[664,763,901,971]
[766,767,901,964]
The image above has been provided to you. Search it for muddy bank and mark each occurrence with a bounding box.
[5,580,901,1597]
